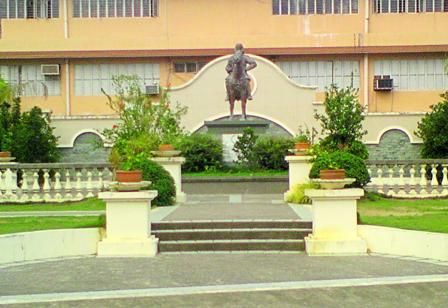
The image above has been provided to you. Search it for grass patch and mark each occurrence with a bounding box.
[0,216,105,235]
[184,169,287,177]
[359,193,448,233]
[0,198,105,212]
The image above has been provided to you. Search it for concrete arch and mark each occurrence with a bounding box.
[68,129,107,148]
[376,127,417,144]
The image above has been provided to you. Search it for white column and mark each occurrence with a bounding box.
[97,190,159,257]
[284,155,313,200]
[304,188,367,256]
[152,156,186,203]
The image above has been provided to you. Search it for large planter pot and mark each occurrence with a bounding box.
[0,151,11,158]
[115,170,143,183]
[159,144,174,151]
[319,169,345,180]
[294,142,310,151]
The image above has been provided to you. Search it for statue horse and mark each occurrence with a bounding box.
[225,50,251,120]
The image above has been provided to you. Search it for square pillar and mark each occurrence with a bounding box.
[304,188,367,256]
[97,190,159,257]
[152,157,186,203]
[284,155,312,200]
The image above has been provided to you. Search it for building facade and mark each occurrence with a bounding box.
[1,0,447,159]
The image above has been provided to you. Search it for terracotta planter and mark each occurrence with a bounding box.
[159,144,174,151]
[294,142,310,151]
[319,169,345,180]
[115,170,143,183]
[0,151,11,158]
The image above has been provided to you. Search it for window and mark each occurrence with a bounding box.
[72,0,158,18]
[74,63,160,96]
[0,64,60,96]
[173,62,206,73]
[272,0,359,14]
[277,60,360,90]
[374,0,448,12]
[0,0,58,19]
[374,59,448,90]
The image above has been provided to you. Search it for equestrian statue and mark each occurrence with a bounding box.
[225,43,257,120]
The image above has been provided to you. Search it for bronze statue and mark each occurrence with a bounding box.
[225,43,257,120]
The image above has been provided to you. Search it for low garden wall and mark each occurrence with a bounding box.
[0,228,101,265]
[358,225,448,261]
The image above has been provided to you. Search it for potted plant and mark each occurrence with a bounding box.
[293,126,312,154]
[108,138,148,183]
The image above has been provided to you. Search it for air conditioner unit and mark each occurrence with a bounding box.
[145,84,160,95]
[374,75,393,91]
[41,64,60,76]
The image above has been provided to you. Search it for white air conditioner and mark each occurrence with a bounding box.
[41,64,60,76]
[145,84,160,95]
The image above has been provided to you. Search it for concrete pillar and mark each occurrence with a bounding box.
[304,188,367,256]
[284,155,312,199]
[97,190,159,257]
[152,156,186,203]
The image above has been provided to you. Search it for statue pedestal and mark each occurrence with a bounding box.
[97,191,159,257]
[152,157,186,203]
[284,155,312,200]
[304,188,367,256]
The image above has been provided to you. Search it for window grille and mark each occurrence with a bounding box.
[374,0,448,12]
[272,0,358,14]
[72,0,158,18]
[173,62,207,73]
[0,0,59,19]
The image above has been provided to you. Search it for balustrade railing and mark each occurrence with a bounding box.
[366,160,448,198]
[0,162,113,203]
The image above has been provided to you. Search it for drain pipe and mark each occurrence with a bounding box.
[363,0,370,110]
[64,0,69,38]
[65,59,71,116]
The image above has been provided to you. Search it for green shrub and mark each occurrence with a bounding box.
[309,150,370,188]
[252,136,294,170]
[285,182,320,204]
[175,134,223,172]
[133,159,176,206]
[233,127,258,168]
[416,91,448,158]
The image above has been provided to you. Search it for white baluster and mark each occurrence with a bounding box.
[64,169,73,200]
[419,164,427,195]
[430,164,439,195]
[387,165,395,197]
[20,170,30,202]
[397,165,406,196]
[4,168,18,201]
[377,167,384,195]
[31,171,42,201]
[97,169,104,191]
[75,170,83,200]
[54,171,62,201]
[43,170,51,201]
[408,166,417,196]
[442,165,448,196]
[0,171,3,200]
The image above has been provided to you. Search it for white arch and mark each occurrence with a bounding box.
[189,112,295,136]
[64,129,107,148]
[374,127,418,144]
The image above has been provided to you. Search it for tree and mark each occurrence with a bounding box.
[415,91,448,158]
[314,85,367,150]
[233,127,258,168]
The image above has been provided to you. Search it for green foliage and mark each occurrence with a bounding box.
[285,182,320,204]
[309,150,370,187]
[252,136,294,170]
[294,125,313,143]
[415,91,448,158]
[315,85,367,149]
[233,128,258,168]
[12,107,59,162]
[132,158,176,206]
[101,75,187,161]
[175,134,223,172]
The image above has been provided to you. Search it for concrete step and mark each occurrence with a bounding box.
[159,239,305,252]
[152,220,312,230]
[152,228,312,241]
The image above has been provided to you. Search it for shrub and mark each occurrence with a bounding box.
[285,182,320,204]
[233,127,258,168]
[252,136,294,170]
[309,150,370,188]
[175,134,223,172]
[133,158,176,206]
[415,91,448,158]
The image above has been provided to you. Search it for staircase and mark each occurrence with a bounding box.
[152,220,312,253]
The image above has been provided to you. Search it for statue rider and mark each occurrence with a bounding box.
[225,43,257,102]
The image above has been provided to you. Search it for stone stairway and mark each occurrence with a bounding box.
[152,220,312,253]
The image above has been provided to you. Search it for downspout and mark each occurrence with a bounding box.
[363,0,370,110]
[65,59,71,116]
[64,0,69,38]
